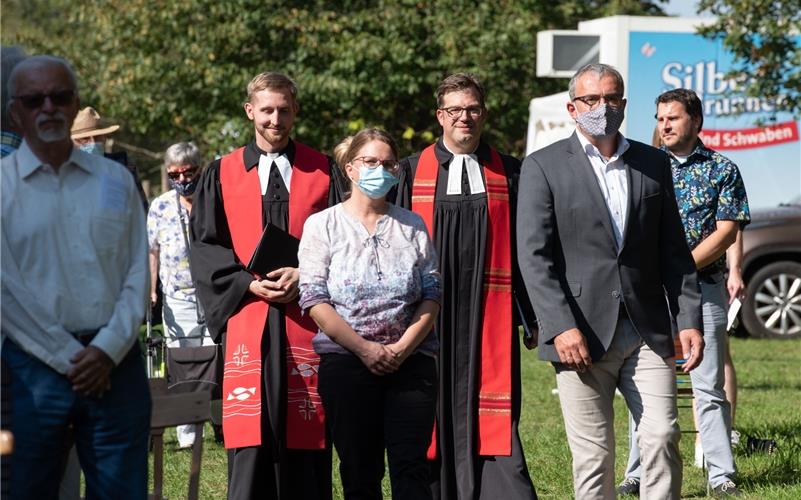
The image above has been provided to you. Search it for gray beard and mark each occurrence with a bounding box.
[36,124,69,143]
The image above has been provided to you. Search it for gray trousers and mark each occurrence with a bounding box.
[624,278,736,488]
[556,317,682,500]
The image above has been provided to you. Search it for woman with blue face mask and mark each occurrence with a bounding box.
[298,128,442,500]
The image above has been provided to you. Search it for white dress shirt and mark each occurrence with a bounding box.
[576,130,630,248]
[1,141,148,373]
[258,152,292,194]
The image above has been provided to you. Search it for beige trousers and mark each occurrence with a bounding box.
[555,318,682,499]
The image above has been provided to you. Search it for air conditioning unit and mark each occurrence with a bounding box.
[537,31,601,78]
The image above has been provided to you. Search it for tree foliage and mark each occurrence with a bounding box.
[697,0,801,117]
[3,0,665,181]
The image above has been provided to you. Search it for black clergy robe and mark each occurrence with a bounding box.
[394,139,538,500]
[190,140,345,500]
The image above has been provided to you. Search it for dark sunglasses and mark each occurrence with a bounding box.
[13,90,76,110]
[167,168,198,180]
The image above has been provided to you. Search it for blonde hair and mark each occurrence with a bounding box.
[333,136,353,169]
[246,72,298,104]
[651,126,662,148]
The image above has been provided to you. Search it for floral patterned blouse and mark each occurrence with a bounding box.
[666,141,750,276]
[147,190,196,301]
[298,203,442,356]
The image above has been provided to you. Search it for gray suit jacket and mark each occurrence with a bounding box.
[517,132,702,363]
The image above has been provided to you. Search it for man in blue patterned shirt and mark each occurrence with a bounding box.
[619,88,750,498]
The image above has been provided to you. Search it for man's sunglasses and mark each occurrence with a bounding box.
[13,90,75,110]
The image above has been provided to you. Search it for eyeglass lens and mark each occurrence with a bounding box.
[355,157,398,170]
[168,169,196,180]
[16,90,75,109]
[575,94,623,108]
[442,106,483,118]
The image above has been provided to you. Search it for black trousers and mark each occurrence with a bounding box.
[318,352,437,500]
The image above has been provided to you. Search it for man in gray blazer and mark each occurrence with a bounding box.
[517,63,704,499]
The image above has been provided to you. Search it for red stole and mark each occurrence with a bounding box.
[412,144,513,457]
[219,143,329,450]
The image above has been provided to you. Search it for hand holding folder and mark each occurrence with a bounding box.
[246,223,301,277]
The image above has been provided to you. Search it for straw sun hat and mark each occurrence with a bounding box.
[70,107,120,139]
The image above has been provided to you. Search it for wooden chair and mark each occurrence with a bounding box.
[673,337,708,495]
[149,378,210,500]
[673,337,700,437]
[672,337,697,426]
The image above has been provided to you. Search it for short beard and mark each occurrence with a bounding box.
[35,113,69,143]
[673,135,697,154]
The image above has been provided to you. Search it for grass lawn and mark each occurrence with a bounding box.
[152,337,801,499]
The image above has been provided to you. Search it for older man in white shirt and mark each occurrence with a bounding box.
[1,55,150,499]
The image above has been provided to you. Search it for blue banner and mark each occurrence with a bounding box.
[627,31,800,208]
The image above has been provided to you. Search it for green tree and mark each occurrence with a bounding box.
[3,0,665,186]
[697,0,801,117]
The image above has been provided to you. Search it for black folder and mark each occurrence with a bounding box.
[246,223,300,276]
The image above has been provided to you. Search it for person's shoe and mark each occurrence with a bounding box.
[617,478,640,496]
[746,436,777,454]
[730,429,741,447]
[712,480,743,497]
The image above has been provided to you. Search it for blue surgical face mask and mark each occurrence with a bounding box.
[169,177,199,197]
[79,142,104,156]
[354,165,398,199]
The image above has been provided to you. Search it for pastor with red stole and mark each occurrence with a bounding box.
[189,72,344,500]
[394,73,538,500]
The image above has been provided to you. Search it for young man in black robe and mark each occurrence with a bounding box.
[189,72,344,500]
[394,73,537,500]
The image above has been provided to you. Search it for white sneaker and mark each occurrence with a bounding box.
[730,429,741,447]
[694,440,705,468]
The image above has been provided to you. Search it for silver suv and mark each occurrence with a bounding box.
[740,199,801,339]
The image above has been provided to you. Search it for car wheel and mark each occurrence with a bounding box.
[741,261,801,339]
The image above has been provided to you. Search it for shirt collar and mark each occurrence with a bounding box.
[434,138,490,166]
[244,139,295,171]
[661,139,712,166]
[17,140,91,178]
[575,130,630,163]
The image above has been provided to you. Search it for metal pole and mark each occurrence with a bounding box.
[146,307,154,378]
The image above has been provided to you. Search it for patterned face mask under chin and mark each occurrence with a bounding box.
[574,103,625,138]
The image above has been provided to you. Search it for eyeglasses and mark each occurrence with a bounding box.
[439,106,484,119]
[353,156,399,172]
[13,90,76,110]
[167,168,198,180]
[573,94,625,110]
